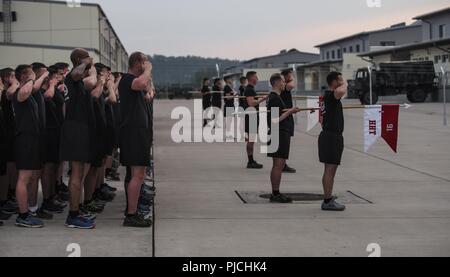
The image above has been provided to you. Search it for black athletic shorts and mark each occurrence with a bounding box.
[90,129,107,168]
[0,143,6,175]
[105,126,116,156]
[43,128,60,164]
[60,121,91,163]
[14,132,42,170]
[0,161,5,175]
[318,131,344,165]
[119,127,152,167]
[5,131,15,162]
[245,114,260,136]
[268,131,291,160]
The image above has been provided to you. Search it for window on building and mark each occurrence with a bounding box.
[326,52,330,60]
[380,41,396,46]
[337,49,342,59]
[356,44,360,52]
[434,55,441,63]
[0,12,3,22]
[349,46,353,53]
[343,47,347,53]
[332,50,335,59]
[439,25,446,39]
[443,55,449,63]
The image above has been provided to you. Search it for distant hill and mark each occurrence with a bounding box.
[149,54,240,88]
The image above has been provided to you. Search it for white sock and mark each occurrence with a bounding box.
[28,205,39,213]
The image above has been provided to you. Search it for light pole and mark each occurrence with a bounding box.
[368,65,373,105]
[441,66,448,126]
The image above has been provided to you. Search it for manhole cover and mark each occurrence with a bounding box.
[259,193,324,201]
[235,191,372,205]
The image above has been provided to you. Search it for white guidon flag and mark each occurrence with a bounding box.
[364,104,400,153]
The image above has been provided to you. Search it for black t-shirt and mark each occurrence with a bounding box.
[238,85,246,108]
[12,89,40,135]
[243,84,257,111]
[321,90,344,134]
[118,73,149,129]
[64,71,95,127]
[280,89,293,108]
[44,88,65,129]
[1,92,16,132]
[223,84,234,107]
[267,92,294,136]
[113,97,121,128]
[105,101,116,128]
[0,94,6,141]
[211,85,222,108]
[201,85,211,108]
[33,89,46,131]
[93,94,107,133]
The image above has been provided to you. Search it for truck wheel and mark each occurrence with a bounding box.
[360,91,379,105]
[407,89,427,103]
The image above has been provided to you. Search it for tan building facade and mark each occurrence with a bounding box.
[0,0,128,71]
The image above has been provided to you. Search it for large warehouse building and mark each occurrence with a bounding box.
[0,0,128,71]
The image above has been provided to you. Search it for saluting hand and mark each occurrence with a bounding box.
[143,61,152,72]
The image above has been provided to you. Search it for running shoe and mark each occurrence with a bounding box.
[16,214,44,228]
[322,199,346,211]
[123,214,152,228]
[65,215,95,229]
[247,161,263,169]
[270,193,293,204]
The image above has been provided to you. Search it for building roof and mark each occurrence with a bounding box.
[315,23,421,48]
[242,49,319,64]
[296,59,343,69]
[358,38,450,57]
[413,6,450,20]
[10,0,128,56]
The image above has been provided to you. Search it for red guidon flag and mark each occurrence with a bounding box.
[364,104,400,153]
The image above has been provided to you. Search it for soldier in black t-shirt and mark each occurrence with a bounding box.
[280,69,297,174]
[0,77,6,225]
[0,78,6,178]
[266,74,301,204]
[211,78,223,128]
[61,48,98,229]
[211,78,223,110]
[223,76,236,137]
[243,71,268,169]
[318,72,347,212]
[0,68,19,207]
[83,63,113,213]
[26,63,53,219]
[238,76,247,109]
[118,52,153,228]
[201,78,211,127]
[12,64,46,227]
[39,66,67,216]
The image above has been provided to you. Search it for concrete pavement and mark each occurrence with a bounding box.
[1,97,449,257]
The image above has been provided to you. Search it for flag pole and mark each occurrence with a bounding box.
[233,104,411,115]
[441,66,448,127]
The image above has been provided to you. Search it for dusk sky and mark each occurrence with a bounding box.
[79,0,449,60]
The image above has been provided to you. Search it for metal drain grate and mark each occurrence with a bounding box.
[235,191,373,204]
